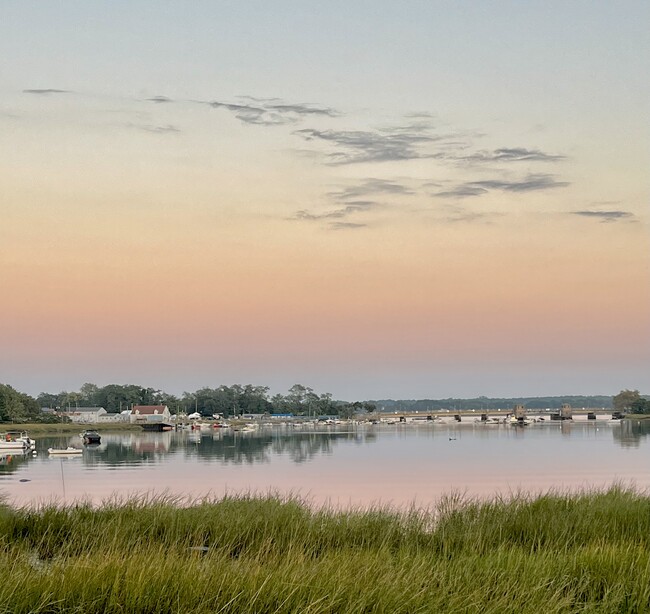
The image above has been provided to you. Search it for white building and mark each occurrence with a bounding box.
[60,407,107,424]
[130,405,172,424]
[97,412,129,423]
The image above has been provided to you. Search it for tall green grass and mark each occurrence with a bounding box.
[1,487,650,612]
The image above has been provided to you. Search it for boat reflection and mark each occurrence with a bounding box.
[0,449,32,474]
[31,427,368,468]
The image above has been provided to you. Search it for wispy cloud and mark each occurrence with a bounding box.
[293,209,347,221]
[267,102,337,117]
[290,178,405,227]
[203,98,337,126]
[128,123,180,134]
[345,201,378,211]
[571,210,635,223]
[329,178,414,202]
[436,174,570,198]
[473,175,569,192]
[461,147,565,163]
[292,202,378,222]
[329,222,367,230]
[23,89,70,95]
[293,121,451,165]
[146,95,173,104]
[439,205,503,224]
[404,111,434,119]
[435,185,488,198]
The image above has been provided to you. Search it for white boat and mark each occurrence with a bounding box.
[484,417,504,425]
[509,416,531,426]
[0,431,35,450]
[48,447,83,455]
[0,440,27,450]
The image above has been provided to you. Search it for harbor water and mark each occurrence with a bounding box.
[2,418,650,508]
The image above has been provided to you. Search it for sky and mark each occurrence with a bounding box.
[1,1,649,400]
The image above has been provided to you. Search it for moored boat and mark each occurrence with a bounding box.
[0,431,35,451]
[509,416,531,426]
[80,430,101,444]
[0,439,28,451]
[48,447,83,455]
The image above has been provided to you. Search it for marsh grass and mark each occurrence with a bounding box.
[1,487,650,612]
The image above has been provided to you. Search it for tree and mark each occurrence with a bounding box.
[287,384,314,415]
[630,398,650,415]
[79,383,100,405]
[613,389,641,412]
[240,385,271,414]
[158,392,181,414]
[336,402,355,419]
[37,392,59,409]
[1,384,51,423]
[270,394,291,414]
[317,393,334,415]
[93,384,145,413]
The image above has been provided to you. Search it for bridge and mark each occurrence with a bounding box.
[382,406,620,422]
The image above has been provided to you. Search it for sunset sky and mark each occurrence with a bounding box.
[1,1,648,399]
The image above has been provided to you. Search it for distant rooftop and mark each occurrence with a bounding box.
[132,405,168,415]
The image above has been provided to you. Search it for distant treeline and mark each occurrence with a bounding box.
[3,381,647,424]
[1,383,376,422]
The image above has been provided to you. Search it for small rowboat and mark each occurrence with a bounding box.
[48,447,83,455]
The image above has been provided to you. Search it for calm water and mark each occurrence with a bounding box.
[2,419,650,508]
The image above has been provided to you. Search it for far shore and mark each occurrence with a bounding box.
[2,412,648,434]
[0,422,143,433]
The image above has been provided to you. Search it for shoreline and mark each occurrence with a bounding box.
[0,422,144,433]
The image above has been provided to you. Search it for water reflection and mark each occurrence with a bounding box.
[0,450,32,475]
[21,427,372,469]
[0,421,646,476]
[163,429,365,465]
[3,421,650,508]
[613,419,650,448]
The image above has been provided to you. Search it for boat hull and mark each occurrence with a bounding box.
[0,441,27,450]
[48,448,83,455]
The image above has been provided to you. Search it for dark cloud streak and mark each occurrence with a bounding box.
[436,174,569,198]
[329,178,414,201]
[292,202,379,222]
[441,205,502,224]
[461,147,565,163]
[146,96,173,104]
[127,123,180,134]
[571,210,634,222]
[204,99,337,126]
[23,89,70,95]
[329,222,367,230]
[293,124,449,165]
[290,178,405,227]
